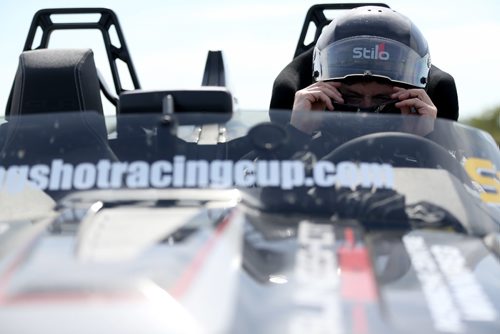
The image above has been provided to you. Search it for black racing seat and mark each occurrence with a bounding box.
[270,44,459,123]
[8,48,104,116]
[1,48,117,166]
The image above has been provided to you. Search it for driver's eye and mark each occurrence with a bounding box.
[372,96,393,106]
[342,94,362,105]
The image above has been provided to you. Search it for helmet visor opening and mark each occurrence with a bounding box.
[316,36,430,88]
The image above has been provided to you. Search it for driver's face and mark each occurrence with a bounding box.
[339,81,395,108]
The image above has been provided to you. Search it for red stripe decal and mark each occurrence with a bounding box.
[338,227,378,334]
[353,304,368,334]
[169,211,233,299]
[0,229,143,306]
[338,228,377,301]
[0,232,43,304]
[344,227,355,247]
[1,292,142,305]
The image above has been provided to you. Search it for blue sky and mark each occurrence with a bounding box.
[1,0,500,121]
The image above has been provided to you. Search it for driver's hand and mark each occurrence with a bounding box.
[291,82,344,134]
[392,87,436,136]
[400,115,436,137]
[391,87,437,119]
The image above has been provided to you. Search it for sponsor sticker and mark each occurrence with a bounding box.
[464,158,500,205]
[291,221,343,334]
[0,157,394,193]
[353,43,390,60]
[403,235,497,333]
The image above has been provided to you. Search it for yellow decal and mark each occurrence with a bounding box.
[464,158,500,204]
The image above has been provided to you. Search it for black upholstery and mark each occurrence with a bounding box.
[9,48,104,116]
[270,48,459,122]
[1,112,117,165]
[119,88,233,115]
[426,65,459,121]
[1,48,117,166]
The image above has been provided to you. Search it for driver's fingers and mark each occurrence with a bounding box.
[392,87,437,118]
[294,82,345,111]
[294,89,334,111]
[396,98,437,118]
[314,82,344,104]
[392,87,433,105]
[313,90,335,111]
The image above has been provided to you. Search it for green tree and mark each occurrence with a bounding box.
[462,106,500,145]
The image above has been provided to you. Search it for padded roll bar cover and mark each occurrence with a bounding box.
[9,48,104,116]
[202,51,226,87]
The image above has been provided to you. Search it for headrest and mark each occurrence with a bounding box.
[9,48,103,116]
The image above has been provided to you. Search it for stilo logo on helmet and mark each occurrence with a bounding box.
[352,43,390,61]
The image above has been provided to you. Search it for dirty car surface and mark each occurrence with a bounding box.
[0,4,499,334]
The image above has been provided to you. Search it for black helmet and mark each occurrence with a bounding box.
[313,6,431,88]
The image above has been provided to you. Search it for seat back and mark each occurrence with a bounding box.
[1,49,117,166]
[9,48,103,116]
